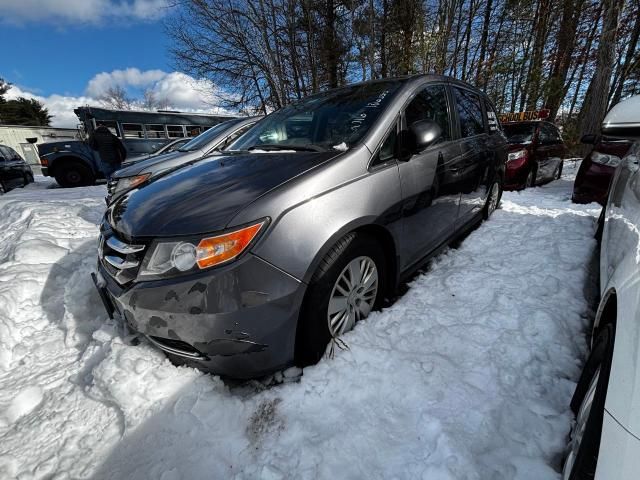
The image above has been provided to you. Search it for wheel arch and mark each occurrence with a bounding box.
[592,288,617,346]
[49,154,96,177]
[301,220,400,296]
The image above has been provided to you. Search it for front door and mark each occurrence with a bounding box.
[397,83,462,270]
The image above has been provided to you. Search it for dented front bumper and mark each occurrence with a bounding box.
[94,253,306,378]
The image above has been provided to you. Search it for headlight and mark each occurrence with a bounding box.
[137,220,267,280]
[112,173,151,196]
[591,152,621,167]
[507,149,527,162]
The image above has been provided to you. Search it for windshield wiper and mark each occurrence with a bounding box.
[248,144,326,152]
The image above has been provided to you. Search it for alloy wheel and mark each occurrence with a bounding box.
[487,181,500,216]
[563,367,601,480]
[327,256,378,337]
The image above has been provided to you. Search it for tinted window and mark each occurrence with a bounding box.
[229,80,403,151]
[485,101,500,133]
[539,123,561,143]
[3,146,19,160]
[503,124,536,144]
[0,146,8,161]
[405,84,451,141]
[453,88,485,137]
[220,123,255,150]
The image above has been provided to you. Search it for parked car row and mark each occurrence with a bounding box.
[562,95,640,479]
[92,75,509,378]
[106,116,260,203]
[0,144,34,193]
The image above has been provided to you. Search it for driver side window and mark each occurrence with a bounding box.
[404,85,451,141]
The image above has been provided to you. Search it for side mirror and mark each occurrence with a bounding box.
[580,134,597,145]
[409,120,442,152]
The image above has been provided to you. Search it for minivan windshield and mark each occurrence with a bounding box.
[503,123,537,144]
[179,118,245,152]
[228,80,402,152]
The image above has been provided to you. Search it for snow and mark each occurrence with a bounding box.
[0,166,600,479]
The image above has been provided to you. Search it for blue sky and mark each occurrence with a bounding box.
[0,1,220,126]
[1,22,171,97]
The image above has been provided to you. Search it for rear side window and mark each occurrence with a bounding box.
[453,87,485,138]
[539,123,562,143]
[404,84,451,141]
[484,101,501,133]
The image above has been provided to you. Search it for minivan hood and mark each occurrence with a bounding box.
[109,151,338,238]
[114,149,202,178]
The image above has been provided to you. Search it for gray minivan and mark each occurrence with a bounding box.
[93,75,507,378]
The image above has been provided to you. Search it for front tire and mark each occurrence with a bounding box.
[295,232,386,367]
[525,169,536,188]
[563,324,614,480]
[54,162,95,188]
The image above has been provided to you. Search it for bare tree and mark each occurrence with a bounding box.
[99,85,133,110]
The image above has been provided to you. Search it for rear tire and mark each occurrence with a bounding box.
[483,178,503,220]
[295,232,386,367]
[54,162,94,188]
[525,169,536,188]
[563,324,614,480]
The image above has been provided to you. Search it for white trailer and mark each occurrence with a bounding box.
[0,125,79,173]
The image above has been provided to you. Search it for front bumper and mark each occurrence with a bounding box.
[94,253,306,378]
[504,165,529,190]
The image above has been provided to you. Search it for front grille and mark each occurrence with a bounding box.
[105,179,118,204]
[107,179,118,196]
[99,232,146,286]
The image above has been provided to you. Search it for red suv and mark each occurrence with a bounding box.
[502,121,569,190]
[572,135,633,205]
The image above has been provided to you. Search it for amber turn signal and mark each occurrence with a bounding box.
[196,221,265,269]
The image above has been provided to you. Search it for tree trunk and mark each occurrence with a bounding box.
[476,0,493,87]
[577,0,623,152]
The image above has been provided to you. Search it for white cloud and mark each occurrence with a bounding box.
[5,85,92,128]
[4,69,233,128]
[86,68,167,98]
[0,0,171,25]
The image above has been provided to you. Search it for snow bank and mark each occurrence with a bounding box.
[0,170,599,479]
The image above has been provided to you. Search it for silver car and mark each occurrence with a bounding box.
[106,116,260,203]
